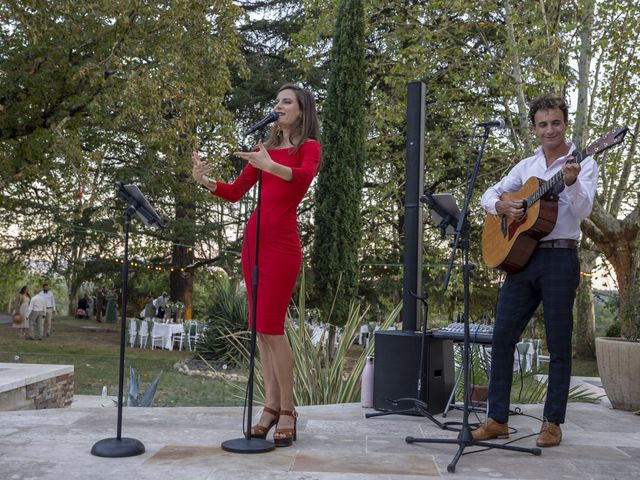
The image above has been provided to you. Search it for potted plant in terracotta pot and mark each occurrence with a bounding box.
[595,281,640,412]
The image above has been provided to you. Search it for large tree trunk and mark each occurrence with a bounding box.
[170,191,195,320]
[170,246,194,320]
[575,245,597,358]
[583,201,640,339]
[503,0,533,155]
[572,0,597,360]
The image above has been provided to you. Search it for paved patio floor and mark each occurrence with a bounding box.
[1,392,639,480]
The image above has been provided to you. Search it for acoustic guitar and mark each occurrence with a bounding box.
[482,126,628,273]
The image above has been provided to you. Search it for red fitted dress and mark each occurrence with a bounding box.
[212,140,321,334]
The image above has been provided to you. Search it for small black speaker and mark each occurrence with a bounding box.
[373,330,454,415]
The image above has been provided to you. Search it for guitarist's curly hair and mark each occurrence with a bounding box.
[528,94,569,125]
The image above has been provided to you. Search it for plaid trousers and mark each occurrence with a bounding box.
[487,247,580,424]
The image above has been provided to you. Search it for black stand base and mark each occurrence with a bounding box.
[366,399,447,428]
[221,437,275,454]
[91,437,146,458]
[365,408,423,419]
[406,424,541,473]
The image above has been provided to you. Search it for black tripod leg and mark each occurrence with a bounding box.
[447,444,465,473]
[471,440,542,455]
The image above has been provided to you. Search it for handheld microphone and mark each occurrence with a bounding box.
[477,118,506,129]
[244,111,280,136]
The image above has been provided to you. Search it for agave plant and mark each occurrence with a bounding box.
[127,366,162,407]
[198,276,249,365]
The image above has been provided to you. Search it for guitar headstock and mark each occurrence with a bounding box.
[586,126,629,157]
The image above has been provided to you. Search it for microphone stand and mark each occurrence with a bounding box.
[405,126,541,473]
[222,127,275,453]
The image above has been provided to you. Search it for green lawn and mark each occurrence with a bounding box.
[1,316,601,407]
[0,317,244,407]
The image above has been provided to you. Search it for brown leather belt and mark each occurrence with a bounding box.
[537,239,578,249]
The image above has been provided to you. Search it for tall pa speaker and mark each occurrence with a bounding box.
[373,330,454,415]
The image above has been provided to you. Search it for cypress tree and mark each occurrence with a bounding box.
[311,0,366,328]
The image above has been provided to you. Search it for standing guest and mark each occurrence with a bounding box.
[86,294,95,320]
[192,83,321,447]
[77,294,90,318]
[96,289,105,323]
[154,292,167,320]
[475,94,598,447]
[13,286,30,338]
[143,292,156,320]
[27,289,46,340]
[40,283,56,337]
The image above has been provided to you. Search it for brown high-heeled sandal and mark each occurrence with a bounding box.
[250,406,280,439]
[273,409,298,447]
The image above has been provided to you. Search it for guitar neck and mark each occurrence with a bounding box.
[526,148,587,207]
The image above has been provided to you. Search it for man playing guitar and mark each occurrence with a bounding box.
[474,94,598,447]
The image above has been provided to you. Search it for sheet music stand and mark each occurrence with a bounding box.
[91,183,165,458]
[422,192,459,238]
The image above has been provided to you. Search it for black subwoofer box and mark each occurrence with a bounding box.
[373,330,454,415]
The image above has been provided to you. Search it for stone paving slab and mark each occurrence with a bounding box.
[0,400,639,479]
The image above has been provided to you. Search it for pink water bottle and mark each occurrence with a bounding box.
[361,356,374,408]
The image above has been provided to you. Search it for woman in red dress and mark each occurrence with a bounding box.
[192,84,321,447]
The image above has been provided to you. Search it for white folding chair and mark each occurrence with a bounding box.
[172,323,188,351]
[128,318,138,347]
[188,321,201,351]
[138,320,149,348]
[149,321,165,350]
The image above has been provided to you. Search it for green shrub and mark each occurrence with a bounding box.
[198,276,248,365]
[605,321,621,338]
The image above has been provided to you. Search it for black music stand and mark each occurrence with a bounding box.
[92,184,165,458]
[365,191,458,422]
[221,128,275,454]
[405,128,541,472]
[424,192,489,417]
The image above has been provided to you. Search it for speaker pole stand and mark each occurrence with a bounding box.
[405,125,541,472]
[365,292,446,429]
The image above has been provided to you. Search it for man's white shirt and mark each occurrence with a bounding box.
[480,142,598,241]
[40,290,56,310]
[27,294,47,317]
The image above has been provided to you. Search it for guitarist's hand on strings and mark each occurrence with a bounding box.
[562,158,580,186]
[496,200,525,222]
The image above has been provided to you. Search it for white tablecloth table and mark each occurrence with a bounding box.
[152,323,184,350]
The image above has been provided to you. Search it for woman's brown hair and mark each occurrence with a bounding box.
[263,83,320,153]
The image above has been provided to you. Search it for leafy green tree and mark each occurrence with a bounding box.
[0,1,245,316]
[311,0,367,330]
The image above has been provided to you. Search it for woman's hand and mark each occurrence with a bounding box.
[234,141,275,173]
[192,151,212,185]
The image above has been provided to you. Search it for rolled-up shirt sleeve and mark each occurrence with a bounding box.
[212,164,259,203]
[564,156,598,220]
[480,162,526,214]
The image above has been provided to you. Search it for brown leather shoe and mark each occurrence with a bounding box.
[536,421,562,447]
[471,418,509,441]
